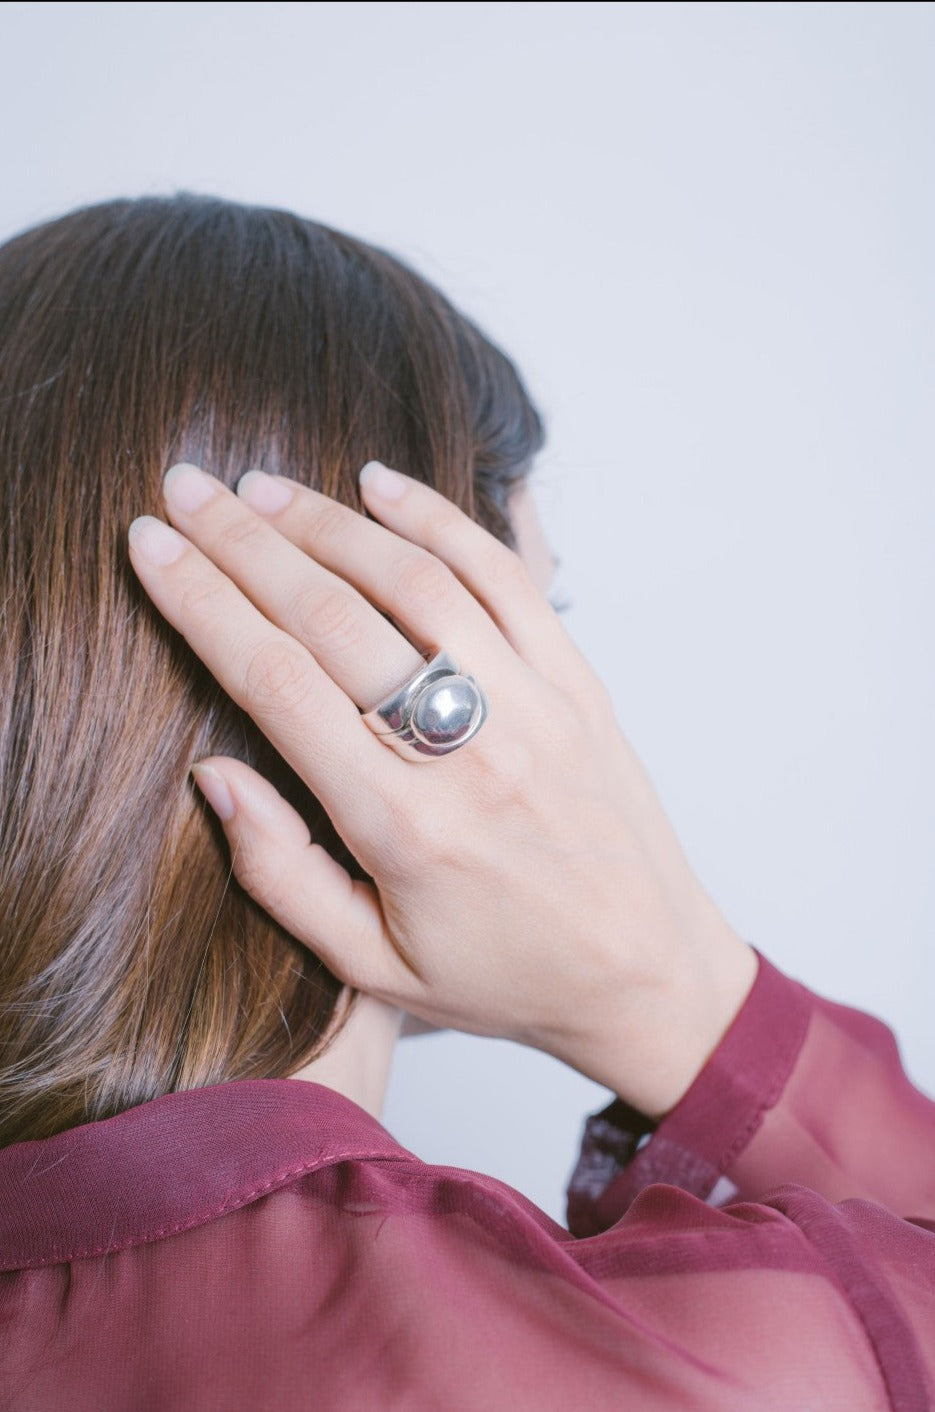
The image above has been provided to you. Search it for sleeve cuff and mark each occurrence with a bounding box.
[566,950,812,1236]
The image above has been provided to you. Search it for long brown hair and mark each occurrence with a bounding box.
[0,195,543,1145]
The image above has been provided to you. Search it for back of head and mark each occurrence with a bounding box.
[0,195,543,1144]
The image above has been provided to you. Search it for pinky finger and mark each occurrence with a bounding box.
[190,757,415,1003]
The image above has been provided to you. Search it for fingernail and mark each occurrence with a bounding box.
[163,463,218,513]
[359,461,406,500]
[237,470,295,514]
[128,515,187,566]
[191,763,236,821]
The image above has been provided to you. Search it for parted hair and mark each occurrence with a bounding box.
[0,195,543,1145]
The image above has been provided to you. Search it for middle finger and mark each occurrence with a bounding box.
[162,462,423,709]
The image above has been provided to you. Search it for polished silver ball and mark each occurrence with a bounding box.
[410,676,482,747]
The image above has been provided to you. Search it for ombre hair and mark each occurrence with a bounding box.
[0,195,543,1144]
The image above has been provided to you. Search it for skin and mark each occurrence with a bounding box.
[127,461,758,1127]
[289,482,559,1118]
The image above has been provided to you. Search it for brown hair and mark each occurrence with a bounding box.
[0,195,543,1145]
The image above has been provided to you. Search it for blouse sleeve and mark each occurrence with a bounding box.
[566,951,935,1233]
[555,951,935,1409]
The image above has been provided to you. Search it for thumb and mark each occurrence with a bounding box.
[190,757,407,1001]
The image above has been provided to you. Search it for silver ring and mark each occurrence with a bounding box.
[361,651,488,760]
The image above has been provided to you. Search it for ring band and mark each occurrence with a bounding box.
[361,651,488,760]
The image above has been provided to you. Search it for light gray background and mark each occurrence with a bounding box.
[1,1,931,1222]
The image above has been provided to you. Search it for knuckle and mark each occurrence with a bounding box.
[481,543,530,600]
[231,844,270,903]
[393,803,455,873]
[390,552,458,615]
[234,850,291,921]
[177,574,226,622]
[474,732,535,803]
[302,586,361,652]
[425,501,468,549]
[219,512,267,555]
[242,639,315,715]
[308,500,351,550]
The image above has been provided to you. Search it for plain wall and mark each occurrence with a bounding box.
[0,0,931,1222]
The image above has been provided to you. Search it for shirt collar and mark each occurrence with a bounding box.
[0,1079,413,1271]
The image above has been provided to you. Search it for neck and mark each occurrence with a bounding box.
[289,991,404,1119]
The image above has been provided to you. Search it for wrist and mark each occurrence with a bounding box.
[638,931,760,1121]
[550,916,759,1121]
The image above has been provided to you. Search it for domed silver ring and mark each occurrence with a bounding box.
[361,651,488,760]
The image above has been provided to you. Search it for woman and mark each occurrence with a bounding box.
[0,195,932,1410]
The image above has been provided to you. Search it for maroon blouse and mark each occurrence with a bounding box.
[2,953,934,1410]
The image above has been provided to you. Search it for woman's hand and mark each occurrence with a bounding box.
[128,461,756,1119]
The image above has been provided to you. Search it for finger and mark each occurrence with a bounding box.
[236,464,575,684]
[191,757,421,1003]
[235,469,534,682]
[359,464,590,685]
[127,514,400,840]
[161,463,423,710]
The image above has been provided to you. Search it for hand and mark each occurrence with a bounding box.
[128,461,757,1118]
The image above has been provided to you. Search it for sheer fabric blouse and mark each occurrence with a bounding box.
[1,954,934,1410]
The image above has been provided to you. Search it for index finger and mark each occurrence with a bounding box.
[127,513,401,840]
